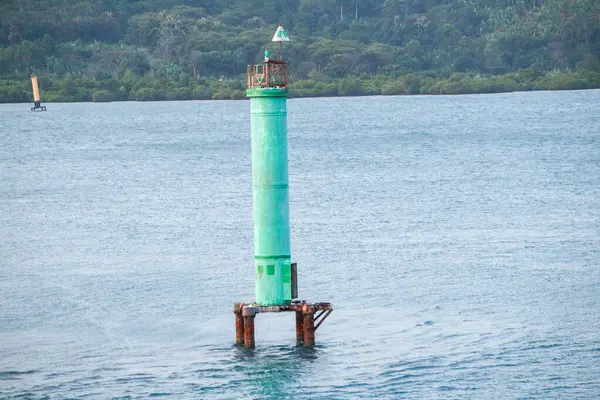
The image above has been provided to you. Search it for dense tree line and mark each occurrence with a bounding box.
[1,0,599,102]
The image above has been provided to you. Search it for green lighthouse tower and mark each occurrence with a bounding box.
[246,26,292,306]
[233,27,333,349]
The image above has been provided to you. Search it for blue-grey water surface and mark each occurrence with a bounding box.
[1,90,599,399]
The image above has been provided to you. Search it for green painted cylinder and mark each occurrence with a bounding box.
[247,87,292,306]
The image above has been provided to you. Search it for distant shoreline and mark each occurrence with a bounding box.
[1,70,599,104]
[3,87,600,106]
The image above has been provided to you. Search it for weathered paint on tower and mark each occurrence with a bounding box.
[247,27,292,306]
[248,88,291,306]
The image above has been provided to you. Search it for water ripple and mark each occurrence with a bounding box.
[1,92,600,398]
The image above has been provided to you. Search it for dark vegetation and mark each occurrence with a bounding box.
[1,0,599,102]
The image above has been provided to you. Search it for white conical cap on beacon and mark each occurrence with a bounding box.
[272,26,290,42]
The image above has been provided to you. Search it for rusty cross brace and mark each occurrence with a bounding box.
[314,309,333,331]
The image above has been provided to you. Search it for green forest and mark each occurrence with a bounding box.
[1,0,599,102]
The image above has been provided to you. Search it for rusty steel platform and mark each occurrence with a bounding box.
[233,300,333,348]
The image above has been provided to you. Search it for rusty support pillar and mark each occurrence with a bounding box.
[302,304,315,348]
[295,311,304,344]
[234,303,245,345]
[243,306,258,349]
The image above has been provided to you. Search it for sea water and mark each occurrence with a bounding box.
[1,90,599,398]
